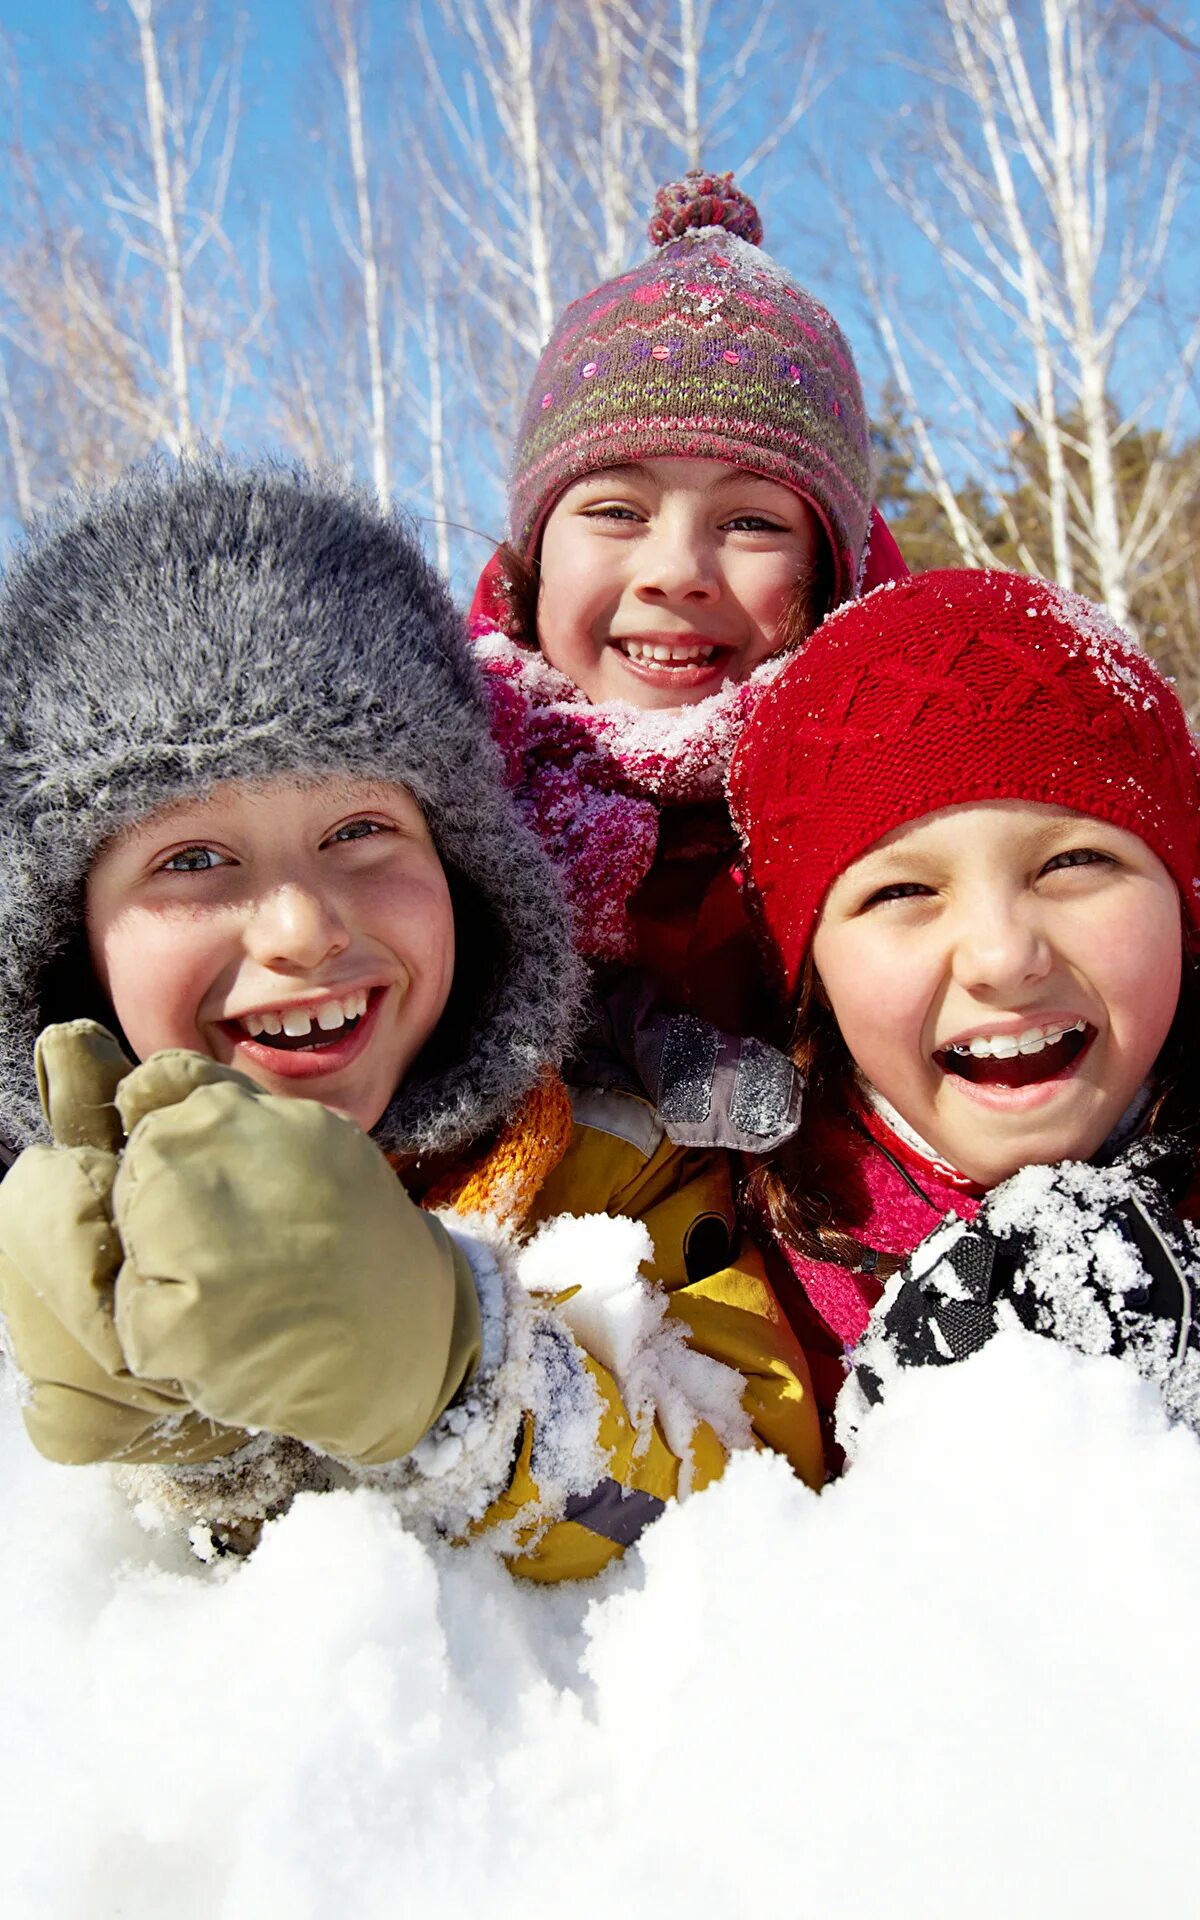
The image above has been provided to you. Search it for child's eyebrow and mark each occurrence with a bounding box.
[574,463,650,485]
[852,843,925,875]
[707,470,786,492]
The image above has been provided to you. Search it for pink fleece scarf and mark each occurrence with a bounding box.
[471,621,782,960]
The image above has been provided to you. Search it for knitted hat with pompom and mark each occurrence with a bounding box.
[508,170,872,601]
[729,568,1200,999]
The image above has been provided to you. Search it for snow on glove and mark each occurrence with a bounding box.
[841,1143,1200,1450]
[109,1049,483,1465]
[0,1021,238,1465]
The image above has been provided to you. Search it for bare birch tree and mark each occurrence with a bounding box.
[855,0,1198,631]
[411,0,825,551]
[327,0,392,505]
[273,4,464,579]
[0,0,266,507]
[627,0,826,182]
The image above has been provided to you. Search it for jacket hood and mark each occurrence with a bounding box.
[0,456,583,1155]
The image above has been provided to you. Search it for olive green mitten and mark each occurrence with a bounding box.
[0,1022,240,1465]
[110,1051,483,1466]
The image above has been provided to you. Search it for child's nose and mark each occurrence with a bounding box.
[244,884,351,972]
[950,901,1052,994]
[633,520,720,603]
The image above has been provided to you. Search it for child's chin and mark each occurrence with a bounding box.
[953,1122,1105,1190]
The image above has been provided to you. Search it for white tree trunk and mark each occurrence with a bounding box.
[584,0,634,276]
[678,0,702,169]
[945,0,1073,587]
[336,3,390,507]
[0,355,35,521]
[422,252,451,579]
[1041,0,1125,618]
[128,0,194,454]
[508,0,554,342]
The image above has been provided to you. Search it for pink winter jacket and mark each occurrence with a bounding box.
[773,1105,986,1434]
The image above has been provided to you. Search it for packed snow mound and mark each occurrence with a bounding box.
[3,1331,1199,1918]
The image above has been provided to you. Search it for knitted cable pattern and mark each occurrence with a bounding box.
[730,569,1200,996]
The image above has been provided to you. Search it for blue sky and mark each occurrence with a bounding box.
[0,0,967,411]
[1,0,1195,571]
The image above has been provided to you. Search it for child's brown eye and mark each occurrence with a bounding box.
[162,846,224,872]
[862,882,931,910]
[1042,848,1111,875]
[329,818,384,845]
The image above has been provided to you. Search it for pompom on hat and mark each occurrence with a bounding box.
[507,169,873,601]
[730,568,1200,999]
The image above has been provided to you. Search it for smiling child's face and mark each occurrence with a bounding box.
[85,776,456,1134]
[811,801,1183,1186]
[535,456,823,710]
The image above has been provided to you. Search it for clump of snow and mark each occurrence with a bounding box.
[4,1332,1200,1918]
[520,1211,753,1487]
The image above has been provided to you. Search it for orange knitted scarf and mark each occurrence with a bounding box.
[419,1070,575,1228]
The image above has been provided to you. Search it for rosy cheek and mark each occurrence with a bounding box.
[1100,893,1181,1044]
[104,922,210,1055]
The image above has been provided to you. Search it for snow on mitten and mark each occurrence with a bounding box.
[839,1143,1200,1454]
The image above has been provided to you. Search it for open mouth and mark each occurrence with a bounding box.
[224,988,374,1054]
[935,1019,1093,1088]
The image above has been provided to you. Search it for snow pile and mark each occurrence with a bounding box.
[3,1331,1199,1918]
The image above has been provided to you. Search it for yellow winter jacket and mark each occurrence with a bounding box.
[480,1079,823,1581]
[0,1029,821,1581]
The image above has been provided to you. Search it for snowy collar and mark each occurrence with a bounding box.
[470,622,788,961]
[471,625,788,805]
[858,1085,988,1198]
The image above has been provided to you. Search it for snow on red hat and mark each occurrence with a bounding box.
[729,568,1200,999]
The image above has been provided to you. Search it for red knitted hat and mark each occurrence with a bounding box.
[508,170,871,601]
[729,569,1200,998]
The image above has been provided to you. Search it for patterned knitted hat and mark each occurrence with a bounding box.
[508,170,872,601]
[730,568,1200,998]
[0,458,583,1156]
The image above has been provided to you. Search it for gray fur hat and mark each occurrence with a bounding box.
[0,456,583,1155]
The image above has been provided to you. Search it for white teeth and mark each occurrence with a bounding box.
[621,639,716,666]
[951,1019,1085,1060]
[239,990,370,1039]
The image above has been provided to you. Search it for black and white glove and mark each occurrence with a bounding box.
[839,1141,1200,1452]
